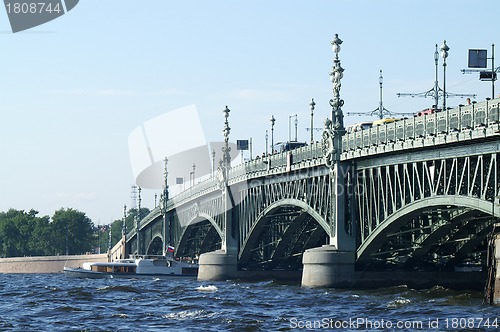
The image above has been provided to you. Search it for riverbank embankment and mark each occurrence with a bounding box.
[0,254,108,273]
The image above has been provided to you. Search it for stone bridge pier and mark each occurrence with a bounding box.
[197,185,238,281]
[301,162,356,287]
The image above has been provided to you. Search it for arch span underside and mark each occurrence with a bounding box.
[238,199,329,270]
[147,236,164,255]
[357,179,499,271]
[174,214,222,258]
[355,152,499,270]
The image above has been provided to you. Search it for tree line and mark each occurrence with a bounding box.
[0,207,150,258]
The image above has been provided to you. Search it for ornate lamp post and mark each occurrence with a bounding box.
[270,115,275,153]
[320,33,355,251]
[295,116,298,142]
[162,157,170,256]
[310,98,315,143]
[329,33,345,130]
[190,163,196,185]
[211,149,216,176]
[136,186,142,255]
[163,157,169,202]
[122,204,127,237]
[222,106,231,166]
[265,130,268,155]
[441,40,449,111]
[433,44,439,110]
[216,105,237,255]
[323,33,346,168]
[289,114,297,142]
[121,204,127,259]
[108,224,112,252]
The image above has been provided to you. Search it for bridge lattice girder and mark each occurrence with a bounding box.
[356,141,499,269]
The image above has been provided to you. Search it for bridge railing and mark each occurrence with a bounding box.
[165,176,219,210]
[228,142,325,183]
[342,98,500,156]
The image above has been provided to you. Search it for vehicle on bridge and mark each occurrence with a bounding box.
[415,106,441,117]
[346,121,372,133]
[63,255,198,279]
[372,117,401,126]
[343,98,500,150]
[273,141,307,153]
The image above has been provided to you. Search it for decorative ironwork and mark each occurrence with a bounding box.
[222,106,231,167]
[321,118,335,169]
[329,33,345,130]
[323,34,346,169]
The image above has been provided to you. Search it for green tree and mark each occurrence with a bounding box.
[0,219,20,257]
[0,209,51,257]
[29,215,52,255]
[50,208,94,255]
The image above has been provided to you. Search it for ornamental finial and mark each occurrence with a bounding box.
[440,40,449,59]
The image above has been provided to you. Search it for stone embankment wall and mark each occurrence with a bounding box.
[0,254,108,273]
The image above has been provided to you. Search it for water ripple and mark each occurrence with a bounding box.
[0,274,492,331]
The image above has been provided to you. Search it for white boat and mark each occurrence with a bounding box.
[63,255,198,279]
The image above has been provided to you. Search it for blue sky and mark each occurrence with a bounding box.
[1,1,498,224]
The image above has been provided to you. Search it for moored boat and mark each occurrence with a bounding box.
[63,255,198,279]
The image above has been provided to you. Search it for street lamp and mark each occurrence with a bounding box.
[108,223,112,252]
[289,114,297,142]
[136,186,142,255]
[329,33,345,126]
[222,106,231,166]
[294,115,298,142]
[190,163,196,185]
[309,98,315,143]
[122,204,127,237]
[433,44,439,110]
[211,149,216,176]
[265,130,268,155]
[270,115,275,153]
[441,40,449,111]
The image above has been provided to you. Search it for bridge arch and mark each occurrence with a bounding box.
[239,198,329,269]
[176,213,222,257]
[357,195,498,266]
[146,236,164,255]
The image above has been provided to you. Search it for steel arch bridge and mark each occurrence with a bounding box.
[120,97,500,273]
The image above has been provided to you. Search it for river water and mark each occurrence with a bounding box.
[0,274,498,331]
